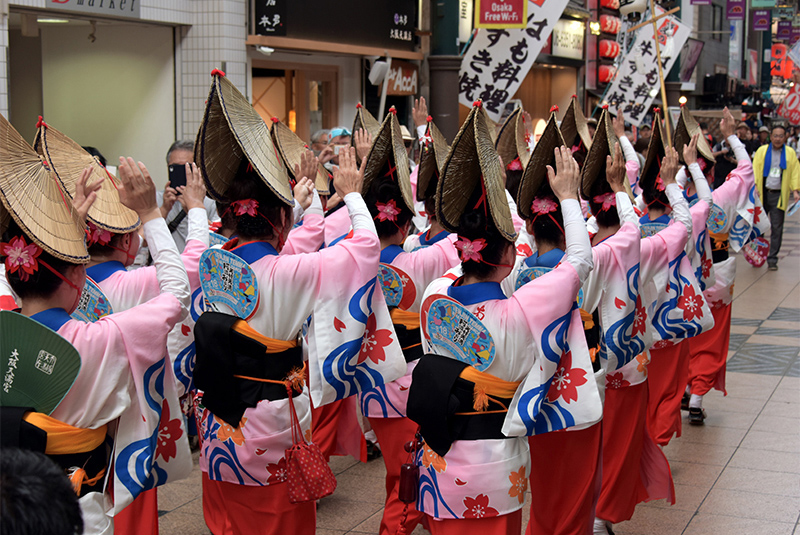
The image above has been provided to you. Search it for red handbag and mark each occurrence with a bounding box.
[284,385,337,503]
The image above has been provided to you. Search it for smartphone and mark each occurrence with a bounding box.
[168,164,187,191]
[333,145,342,155]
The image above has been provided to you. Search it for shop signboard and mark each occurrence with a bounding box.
[602,6,691,127]
[771,43,794,78]
[691,0,711,6]
[792,26,800,44]
[777,20,793,41]
[552,19,585,59]
[777,84,800,125]
[459,0,570,121]
[459,0,475,44]
[254,0,416,51]
[748,49,759,86]
[679,38,704,82]
[726,0,745,20]
[750,0,775,8]
[753,10,771,31]
[474,0,528,29]
[384,60,419,96]
[49,0,140,19]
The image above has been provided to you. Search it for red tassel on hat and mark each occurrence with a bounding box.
[271,117,280,123]
[473,100,482,108]
[356,102,363,109]
[210,68,226,77]
[680,102,685,107]
[653,107,661,114]
[389,106,397,115]
[602,104,609,110]
[427,115,433,122]
[550,105,559,113]
[572,94,577,99]
[36,116,47,129]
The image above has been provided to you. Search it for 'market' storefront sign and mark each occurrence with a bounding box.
[50,0,140,18]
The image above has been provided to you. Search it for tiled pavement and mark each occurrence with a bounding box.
[158,213,800,534]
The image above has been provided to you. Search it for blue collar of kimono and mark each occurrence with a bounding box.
[86,261,127,283]
[447,280,507,305]
[683,189,698,203]
[764,144,787,176]
[380,244,405,264]
[30,308,72,332]
[639,213,671,226]
[329,231,350,247]
[229,241,279,263]
[523,248,564,268]
[419,229,448,246]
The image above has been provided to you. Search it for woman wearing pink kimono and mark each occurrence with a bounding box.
[0,112,191,535]
[357,109,460,535]
[408,102,599,534]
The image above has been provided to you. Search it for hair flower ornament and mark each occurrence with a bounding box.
[86,221,112,246]
[531,197,558,215]
[506,157,523,171]
[1,236,42,282]
[455,237,488,263]
[375,200,400,222]
[593,192,617,212]
[231,199,259,217]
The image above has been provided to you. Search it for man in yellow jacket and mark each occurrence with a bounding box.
[753,125,800,270]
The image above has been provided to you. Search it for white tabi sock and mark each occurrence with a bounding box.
[593,518,610,535]
[685,385,691,395]
[689,394,703,409]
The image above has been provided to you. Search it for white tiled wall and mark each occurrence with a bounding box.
[1,0,247,140]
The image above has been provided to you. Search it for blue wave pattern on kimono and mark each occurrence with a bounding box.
[174,344,196,395]
[602,264,646,371]
[359,383,404,418]
[652,252,705,341]
[321,278,392,401]
[416,450,459,519]
[514,306,575,436]
[694,226,710,291]
[115,360,168,497]
[202,416,262,485]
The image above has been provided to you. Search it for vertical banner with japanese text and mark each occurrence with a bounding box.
[602,7,691,127]
[459,0,571,121]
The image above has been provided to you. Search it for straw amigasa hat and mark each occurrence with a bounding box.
[673,105,715,175]
[362,107,415,213]
[0,114,88,263]
[351,102,382,142]
[560,95,593,156]
[195,69,293,205]
[33,119,140,238]
[495,107,532,172]
[639,109,668,197]
[579,107,635,203]
[270,117,332,195]
[516,106,567,221]
[416,116,449,204]
[436,101,516,242]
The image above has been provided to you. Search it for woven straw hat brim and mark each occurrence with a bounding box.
[0,114,88,263]
[580,109,618,200]
[34,123,140,234]
[561,97,593,153]
[362,112,415,212]
[437,105,516,241]
[496,108,520,169]
[640,114,667,193]
[195,74,293,205]
[351,106,382,142]
[517,112,567,220]
[416,120,449,202]
[673,107,715,168]
[270,120,331,195]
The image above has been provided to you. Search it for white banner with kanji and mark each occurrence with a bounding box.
[458,0,571,122]
[777,84,800,125]
[603,8,691,127]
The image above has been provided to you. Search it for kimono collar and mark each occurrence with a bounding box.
[447,280,507,306]
[229,241,279,264]
[85,261,127,283]
[639,213,671,226]
[380,244,405,264]
[683,190,698,204]
[523,248,564,269]
[419,229,449,247]
[764,144,787,177]
[329,230,353,247]
[30,308,72,332]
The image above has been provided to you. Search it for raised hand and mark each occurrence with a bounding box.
[719,107,736,139]
[660,147,680,186]
[318,144,335,165]
[296,149,319,185]
[176,162,206,211]
[547,146,580,202]
[72,166,104,222]
[412,97,428,128]
[683,134,699,166]
[117,157,160,223]
[605,142,626,193]
[354,129,372,162]
[332,146,366,197]
[612,108,626,140]
[293,176,314,210]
